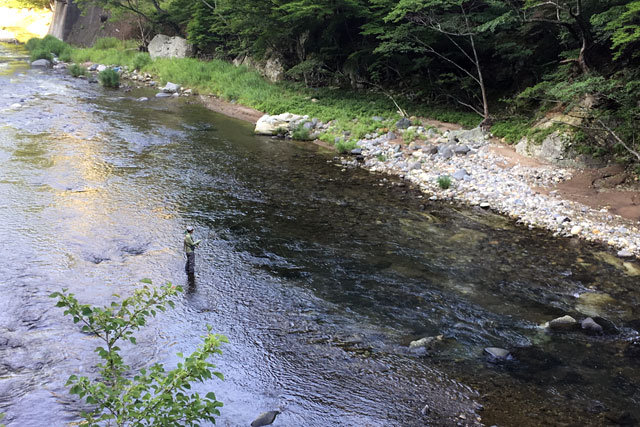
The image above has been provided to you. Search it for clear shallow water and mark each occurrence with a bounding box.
[1,43,640,426]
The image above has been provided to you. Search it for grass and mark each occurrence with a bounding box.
[437,175,452,189]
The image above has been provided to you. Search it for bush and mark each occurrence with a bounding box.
[437,175,452,189]
[93,37,122,50]
[130,52,152,71]
[30,47,53,62]
[291,123,313,141]
[336,139,357,153]
[98,68,120,88]
[68,63,86,77]
[50,281,227,426]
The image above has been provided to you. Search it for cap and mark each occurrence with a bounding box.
[186,226,194,232]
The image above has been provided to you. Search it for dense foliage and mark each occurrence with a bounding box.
[69,0,640,160]
[50,281,227,426]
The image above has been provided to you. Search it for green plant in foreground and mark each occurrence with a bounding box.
[50,281,227,426]
[98,68,120,88]
[68,63,86,78]
[437,175,452,189]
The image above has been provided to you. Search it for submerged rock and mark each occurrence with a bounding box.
[484,347,511,360]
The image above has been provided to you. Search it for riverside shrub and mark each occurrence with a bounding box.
[50,281,227,425]
[98,68,120,88]
[68,63,86,77]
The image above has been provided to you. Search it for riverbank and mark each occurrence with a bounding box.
[112,64,640,261]
[19,34,640,261]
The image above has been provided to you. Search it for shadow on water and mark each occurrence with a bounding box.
[1,44,640,426]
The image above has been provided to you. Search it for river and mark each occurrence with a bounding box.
[1,43,640,426]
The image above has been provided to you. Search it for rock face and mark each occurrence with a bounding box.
[233,53,285,82]
[148,35,194,59]
[31,59,52,68]
[49,0,138,45]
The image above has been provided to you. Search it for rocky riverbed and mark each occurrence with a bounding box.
[345,126,640,260]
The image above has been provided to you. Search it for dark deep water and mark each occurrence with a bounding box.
[1,43,640,426]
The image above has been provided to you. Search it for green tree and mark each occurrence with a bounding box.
[380,0,514,125]
[50,281,227,426]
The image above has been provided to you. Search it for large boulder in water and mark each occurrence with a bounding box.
[148,35,194,59]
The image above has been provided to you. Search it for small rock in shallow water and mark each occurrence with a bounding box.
[581,317,603,335]
[484,347,511,360]
[479,202,490,209]
[251,411,280,427]
[547,315,578,330]
[570,225,583,235]
[409,335,443,349]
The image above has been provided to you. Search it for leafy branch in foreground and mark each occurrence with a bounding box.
[50,281,228,426]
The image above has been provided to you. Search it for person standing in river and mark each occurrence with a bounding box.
[184,226,201,275]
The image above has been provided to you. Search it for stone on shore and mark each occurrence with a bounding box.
[31,59,52,68]
[618,249,634,258]
[396,117,411,129]
[162,82,180,93]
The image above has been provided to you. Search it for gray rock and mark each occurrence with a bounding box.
[453,169,470,181]
[479,202,490,209]
[96,64,107,72]
[303,121,315,130]
[251,411,280,427]
[449,127,484,144]
[334,137,343,144]
[618,249,634,258]
[409,161,421,171]
[31,59,52,68]
[162,82,180,93]
[88,64,99,71]
[372,116,384,122]
[484,347,511,360]
[155,92,172,98]
[548,315,578,330]
[386,131,397,140]
[453,144,471,155]
[581,317,604,335]
[136,97,149,102]
[148,34,194,59]
[396,117,412,129]
[423,145,439,155]
[438,146,453,159]
[350,148,362,155]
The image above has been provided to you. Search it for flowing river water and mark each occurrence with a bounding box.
[1,43,640,426]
